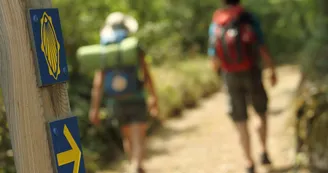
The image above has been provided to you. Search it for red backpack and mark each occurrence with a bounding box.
[212,6,258,72]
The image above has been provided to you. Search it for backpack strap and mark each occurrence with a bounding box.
[217,11,244,64]
[218,11,251,64]
[100,43,107,70]
[218,27,232,64]
[115,42,122,67]
[234,11,250,63]
[100,41,123,71]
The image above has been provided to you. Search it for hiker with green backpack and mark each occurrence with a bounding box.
[77,12,159,173]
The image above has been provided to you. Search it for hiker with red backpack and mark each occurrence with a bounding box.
[208,0,277,173]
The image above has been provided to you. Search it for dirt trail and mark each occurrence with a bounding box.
[101,65,306,173]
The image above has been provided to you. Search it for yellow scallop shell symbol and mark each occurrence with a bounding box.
[112,75,128,92]
[40,12,61,80]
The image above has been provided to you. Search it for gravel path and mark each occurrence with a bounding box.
[101,65,308,173]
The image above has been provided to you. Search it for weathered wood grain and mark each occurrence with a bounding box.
[0,0,71,172]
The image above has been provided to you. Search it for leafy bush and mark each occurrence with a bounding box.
[294,83,328,171]
[153,58,221,118]
[0,92,15,173]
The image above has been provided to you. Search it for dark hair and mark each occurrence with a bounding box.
[223,0,240,5]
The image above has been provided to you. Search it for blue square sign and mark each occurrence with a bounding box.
[48,116,86,173]
[28,8,69,87]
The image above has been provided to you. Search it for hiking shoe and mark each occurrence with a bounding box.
[138,168,146,173]
[247,165,255,173]
[261,152,272,165]
[131,168,145,173]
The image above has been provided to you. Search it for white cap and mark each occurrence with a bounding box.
[103,12,138,34]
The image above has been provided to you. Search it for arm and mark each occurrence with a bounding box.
[249,13,277,86]
[139,50,159,115]
[89,70,105,125]
[208,22,221,72]
[250,14,275,73]
[259,46,275,73]
[141,51,157,100]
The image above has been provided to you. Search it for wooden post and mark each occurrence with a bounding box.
[0,0,71,172]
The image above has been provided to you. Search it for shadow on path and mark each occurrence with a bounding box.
[268,165,315,173]
[151,123,198,140]
[146,124,198,159]
[268,107,285,116]
[268,165,294,173]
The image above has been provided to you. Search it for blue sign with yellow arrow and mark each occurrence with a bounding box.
[28,8,69,87]
[48,116,85,173]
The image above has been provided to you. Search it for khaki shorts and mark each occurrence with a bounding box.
[223,67,268,122]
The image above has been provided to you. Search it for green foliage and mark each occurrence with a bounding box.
[294,83,328,170]
[0,92,15,173]
[293,0,328,170]
[153,58,221,117]
[52,0,323,71]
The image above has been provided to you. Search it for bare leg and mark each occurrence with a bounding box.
[235,121,254,168]
[257,115,268,153]
[257,114,271,165]
[129,123,147,172]
[121,126,132,161]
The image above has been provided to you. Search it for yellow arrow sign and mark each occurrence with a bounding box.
[56,125,81,173]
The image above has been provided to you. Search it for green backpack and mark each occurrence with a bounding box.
[76,37,145,99]
[76,37,140,73]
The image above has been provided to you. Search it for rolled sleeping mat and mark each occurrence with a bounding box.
[76,37,140,73]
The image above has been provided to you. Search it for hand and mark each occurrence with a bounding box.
[217,67,222,77]
[270,71,277,87]
[148,96,159,117]
[150,106,159,117]
[89,109,100,126]
[210,58,220,72]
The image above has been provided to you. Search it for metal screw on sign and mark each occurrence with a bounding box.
[63,67,67,75]
[53,128,58,136]
[33,15,38,22]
